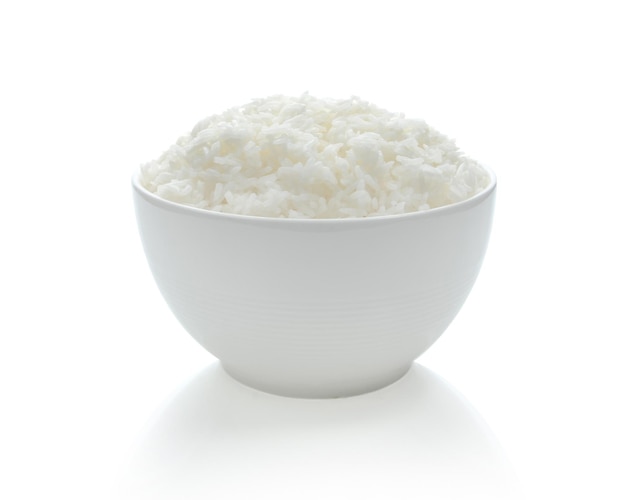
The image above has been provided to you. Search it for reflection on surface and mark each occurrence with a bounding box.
[119,363,521,500]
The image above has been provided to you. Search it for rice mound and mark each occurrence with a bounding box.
[140,94,490,218]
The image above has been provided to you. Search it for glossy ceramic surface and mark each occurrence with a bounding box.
[132,169,496,397]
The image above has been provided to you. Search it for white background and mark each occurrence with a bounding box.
[1,1,625,499]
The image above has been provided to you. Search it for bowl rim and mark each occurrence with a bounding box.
[132,164,496,225]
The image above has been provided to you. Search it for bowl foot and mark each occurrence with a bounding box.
[221,361,413,399]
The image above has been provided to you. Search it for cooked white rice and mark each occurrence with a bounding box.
[140,94,490,218]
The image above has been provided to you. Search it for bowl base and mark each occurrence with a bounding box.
[221,362,413,399]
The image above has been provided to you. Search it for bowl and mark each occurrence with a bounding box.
[132,168,496,398]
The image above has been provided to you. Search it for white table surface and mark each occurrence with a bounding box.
[2,1,624,499]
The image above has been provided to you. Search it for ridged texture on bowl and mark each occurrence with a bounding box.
[133,176,495,397]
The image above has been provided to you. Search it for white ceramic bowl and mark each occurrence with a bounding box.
[132,168,496,398]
